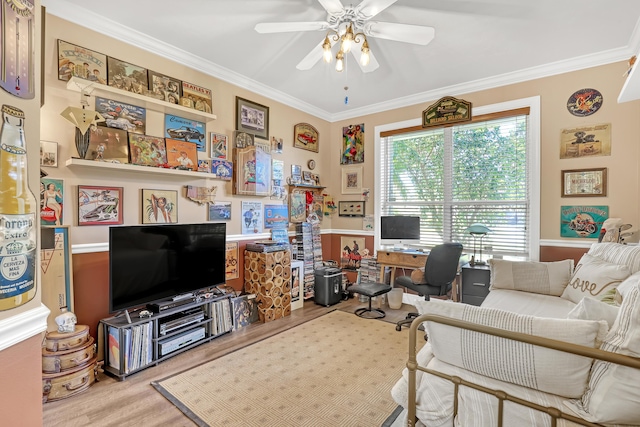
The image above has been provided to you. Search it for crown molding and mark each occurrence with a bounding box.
[0,305,49,352]
[44,1,640,123]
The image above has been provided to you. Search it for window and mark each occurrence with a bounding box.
[374,97,540,260]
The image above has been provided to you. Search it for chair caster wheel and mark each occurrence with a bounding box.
[395,325,402,331]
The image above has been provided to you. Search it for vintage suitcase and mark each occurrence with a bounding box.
[42,336,95,373]
[43,324,90,352]
[42,357,101,403]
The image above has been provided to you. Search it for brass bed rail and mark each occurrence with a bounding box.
[406,314,640,427]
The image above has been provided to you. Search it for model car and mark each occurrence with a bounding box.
[167,126,204,142]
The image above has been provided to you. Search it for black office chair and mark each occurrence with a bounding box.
[395,242,463,331]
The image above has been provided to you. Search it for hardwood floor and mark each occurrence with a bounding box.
[42,298,412,427]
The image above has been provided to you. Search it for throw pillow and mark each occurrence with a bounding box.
[564,281,640,425]
[587,242,640,274]
[560,253,631,304]
[415,299,608,398]
[566,297,619,330]
[488,259,574,296]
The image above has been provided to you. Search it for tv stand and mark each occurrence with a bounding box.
[100,294,233,380]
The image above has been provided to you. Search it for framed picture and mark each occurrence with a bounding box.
[128,134,167,167]
[198,159,211,172]
[293,123,318,152]
[233,145,271,196]
[225,242,239,280]
[289,193,306,223]
[210,132,228,159]
[165,138,198,171]
[142,189,178,224]
[241,201,263,234]
[78,185,123,226]
[147,70,181,104]
[264,204,289,229]
[302,171,313,183]
[559,123,611,159]
[291,164,302,177]
[40,140,58,167]
[562,168,607,197]
[209,202,231,221]
[341,123,364,164]
[271,136,283,154]
[290,260,304,310]
[165,114,206,151]
[57,40,107,83]
[341,166,363,194]
[341,237,366,270]
[236,97,269,140]
[211,159,233,180]
[40,178,63,226]
[95,96,146,134]
[106,56,148,95]
[560,205,608,238]
[338,201,365,217]
[181,81,213,113]
[87,126,129,163]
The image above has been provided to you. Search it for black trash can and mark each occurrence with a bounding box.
[314,266,343,307]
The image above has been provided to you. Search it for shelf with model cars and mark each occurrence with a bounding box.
[66,158,216,178]
[66,77,216,123]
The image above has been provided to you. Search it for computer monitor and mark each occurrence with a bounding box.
[380,216,421,249]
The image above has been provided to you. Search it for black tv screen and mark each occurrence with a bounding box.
[380,216,421,242]
[109,223,226,313]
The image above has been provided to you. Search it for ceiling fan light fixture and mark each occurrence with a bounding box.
[335,50,344,72]
[341,24,354,53]
[322,35,333,63]
[360,38,370,66]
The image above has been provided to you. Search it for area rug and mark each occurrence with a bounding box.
[151,310,415,427]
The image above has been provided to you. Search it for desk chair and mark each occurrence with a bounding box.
[395,242,463,331]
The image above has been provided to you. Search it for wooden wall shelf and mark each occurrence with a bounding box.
[66,158,215,179]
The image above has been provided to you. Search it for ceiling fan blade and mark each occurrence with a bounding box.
[318,0,344,15]
[350,42,379,73]
[296,37,337,70]
[255,21,329,34]
[355,0,398,19]
[364,21,435,45]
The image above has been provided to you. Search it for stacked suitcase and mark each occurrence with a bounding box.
[42,325,102,403]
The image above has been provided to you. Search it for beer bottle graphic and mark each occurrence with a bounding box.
[0,105,37,310]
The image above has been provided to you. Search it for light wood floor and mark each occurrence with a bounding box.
[42,298,413,427]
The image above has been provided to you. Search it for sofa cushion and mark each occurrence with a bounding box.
[564,279,640,425]
[482,289,576,319]
[566,297,619,330]
[488,259,574,296]
[587,242,640,274]
[415,299,608,398]
[560,253,630,304]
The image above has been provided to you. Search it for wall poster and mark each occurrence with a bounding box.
[560,205,609,238]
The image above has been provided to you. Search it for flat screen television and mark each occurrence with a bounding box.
[380,215,421,248]
[109,223,226,313]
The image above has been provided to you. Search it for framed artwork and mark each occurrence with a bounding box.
[128,134,167,167]
[560,205,608,238]
[560,123,611,159]
[302,171,313,184]
[211,159,233,180]
[233,131,254,148]
[40,178,63,226]
[338,201,365,217]
[293,123,319,152]
[181,81,213,113]
[341,237,365,270]
[236,97,269,140]
[40,141,58,167]
[233,145,271,196]
[225,242,239,280]
[272,159,284,181]
[341,166,363,194]
[147,70,181,104]
[271,136,284,154]
[57,40,107,84]
[165,114,206,151]
[341,123,364,164]
[95,96,146,134]
[271,228,289,243]
[87,126,129,163]
[106,57,148,95]
[210,132,228,159]
[289,193,306,223]
[165,138,198,171]
[562,168,607,197]
[209,202,231,221]
[142,189,178,224]
[241,201,263,234]
[77,185,123,226]
[290,260,304,310]
[291,164,302,177]
[264,204,289,229]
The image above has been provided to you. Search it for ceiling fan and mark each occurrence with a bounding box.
[254,0,435,73]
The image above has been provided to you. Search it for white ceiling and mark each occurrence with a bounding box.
[44,0,640,122]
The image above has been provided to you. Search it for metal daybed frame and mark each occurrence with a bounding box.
[405,314,640,427]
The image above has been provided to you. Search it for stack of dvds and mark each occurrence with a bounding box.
[312,223,323,269]
[295,223,315,299]
[245,241,291,253]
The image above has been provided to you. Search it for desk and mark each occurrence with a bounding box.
[376,249,462,302]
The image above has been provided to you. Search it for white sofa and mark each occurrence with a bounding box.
[391,242,640,426]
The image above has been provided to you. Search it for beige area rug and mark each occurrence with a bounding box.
[152,310,417,427]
